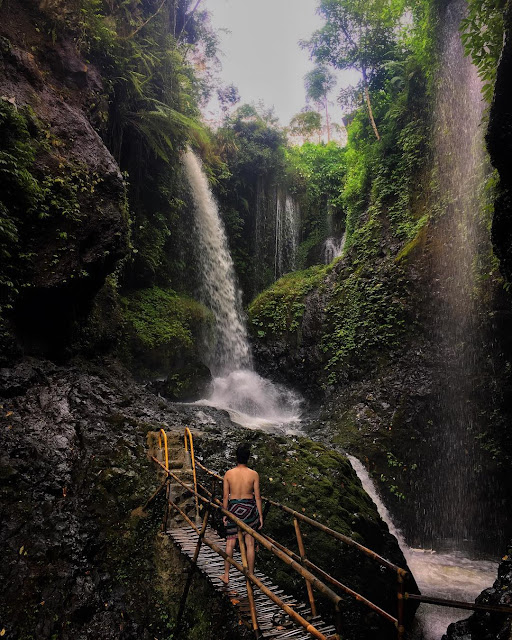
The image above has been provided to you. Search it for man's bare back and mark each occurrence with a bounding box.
[219,442,263,585]
[224,466,259,499]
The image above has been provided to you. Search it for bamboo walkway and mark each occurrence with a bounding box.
[168,524,338,639]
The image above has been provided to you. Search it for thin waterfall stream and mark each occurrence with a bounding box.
[349,457,498,640]
[183,148,303,433]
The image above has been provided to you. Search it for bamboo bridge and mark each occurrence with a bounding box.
[141,428,512,640]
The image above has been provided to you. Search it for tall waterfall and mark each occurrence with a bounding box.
[275,192,300,278]
[424,0,491,547]
[183,149,251,374]
[183,149,302,431]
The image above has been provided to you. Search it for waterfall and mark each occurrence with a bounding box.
[183,148,302,431]
[275,192,300,278]
[323,233,346,264]
[423,0,492,548]
[349,457,498,640]
[183,149,251,374]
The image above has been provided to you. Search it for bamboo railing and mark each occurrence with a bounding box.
[194,458,406,636]
[151,430,512,640]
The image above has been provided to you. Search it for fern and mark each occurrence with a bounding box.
[127,100,206,162]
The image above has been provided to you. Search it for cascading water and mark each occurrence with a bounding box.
[183,149,251,374]
[183,149,302,432]
[323,233,346,264]
[275,192,300,278]
[423,0,492,549]
[349,457,498,640]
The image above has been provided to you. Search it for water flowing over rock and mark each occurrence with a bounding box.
[183,149,252,374]
[199,368,303,433]
[323,234,346,264]
[422,0,492,548]
[184,149,303,430]
[254,178,301,290]
[349,457,498,640]
[274,192,300,278]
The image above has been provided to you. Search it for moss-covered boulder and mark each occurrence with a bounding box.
[119,286,213,400]
[195,426,419,640]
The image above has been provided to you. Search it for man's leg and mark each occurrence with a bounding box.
[220,538,236,584]
[245,534,255,575]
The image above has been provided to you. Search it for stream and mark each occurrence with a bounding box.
[347,457,498,639]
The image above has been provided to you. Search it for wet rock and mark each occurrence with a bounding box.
[488,1,512,282]
[151,360,213,402]
[0,357,253,639]
[0,356,419,640]
[0,3,129,357]
[443,543,512,640]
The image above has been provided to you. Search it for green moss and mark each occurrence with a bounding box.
[119,286,212,382]
[0,98,126,355]
[395,219,429,262]
[248,265,328,338]
[121,286,211,353]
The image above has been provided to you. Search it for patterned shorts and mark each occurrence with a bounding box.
[225,498,260,539]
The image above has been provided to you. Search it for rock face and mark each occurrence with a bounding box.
[0,358,248,639]
[488,2,512,282]
[0,1,128,357]
[0,357,418,639]
[442,543,512,640]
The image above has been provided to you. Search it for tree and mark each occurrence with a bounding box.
[289,110,322,142]
[304,65,336,141]
[217,83,240,116]
[304,0,404,140]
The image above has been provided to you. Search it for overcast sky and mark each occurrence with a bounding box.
[202,0,359,127]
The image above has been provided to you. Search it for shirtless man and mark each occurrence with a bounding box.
[219,442,263,585]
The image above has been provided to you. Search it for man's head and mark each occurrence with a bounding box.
[236,442,251,465]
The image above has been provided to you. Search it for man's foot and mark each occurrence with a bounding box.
[218,574,229,585]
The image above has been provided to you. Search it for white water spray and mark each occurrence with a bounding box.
[348,456,497,640]
[323,233,346,264]
[275,193,300,278]
[183,149,303,431]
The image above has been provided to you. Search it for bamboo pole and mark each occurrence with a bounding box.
[335,602,343,640]
[266,498,406,576]
[262,531,397,625]
[405,593,512,615]
[184,427,200,520]
[294,517,317,617]
[168,498,328,640]
[194,459,405,576]
[397,572,405,640]
[158,429,169,470]
[237,528,260,638]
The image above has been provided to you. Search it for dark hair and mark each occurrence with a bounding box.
[236,442,251,464]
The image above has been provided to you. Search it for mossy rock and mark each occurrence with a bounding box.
[120,286,213,387]
[196,427,419,640]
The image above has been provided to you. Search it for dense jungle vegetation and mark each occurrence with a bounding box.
[0,0,505,387]
[2,0,512,637]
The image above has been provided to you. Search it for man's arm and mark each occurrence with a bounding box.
[222,471,230,524]
[254,472,263,528]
